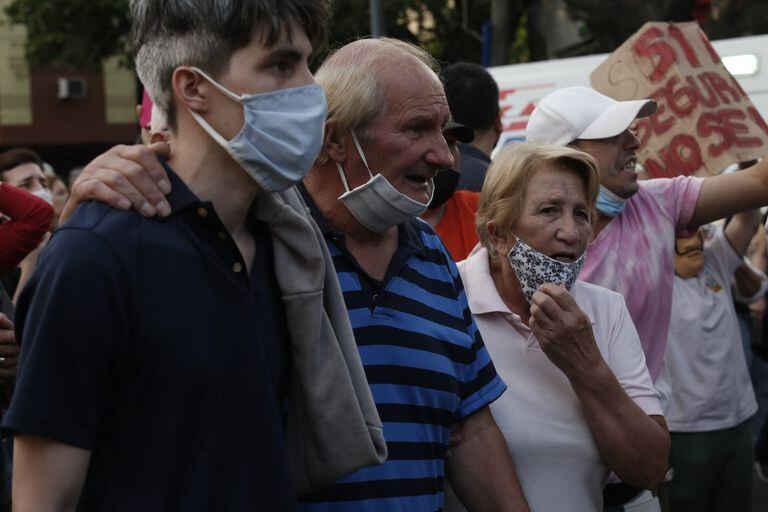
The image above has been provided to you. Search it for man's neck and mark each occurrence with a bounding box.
[593,213,612,237]
[168,130,259,239]
[470,128,498,158]
[303,165,398,281]
[420,203,446,228]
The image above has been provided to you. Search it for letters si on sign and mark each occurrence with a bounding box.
[591,22,768,177]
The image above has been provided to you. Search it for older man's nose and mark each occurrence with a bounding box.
[427,132,455,169]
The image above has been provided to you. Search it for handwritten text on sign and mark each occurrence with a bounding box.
[591,22,768,177]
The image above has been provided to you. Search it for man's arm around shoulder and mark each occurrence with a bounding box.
[446,406,530,512]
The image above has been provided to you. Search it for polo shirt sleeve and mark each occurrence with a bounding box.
[451,260,507,420]
[604,292,663,417]
[706,227,745,279]
[3,227,130,450]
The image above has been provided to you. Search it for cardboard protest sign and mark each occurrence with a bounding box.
[590,22,768,177]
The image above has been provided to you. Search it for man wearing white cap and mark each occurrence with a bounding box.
[526,85,768,510]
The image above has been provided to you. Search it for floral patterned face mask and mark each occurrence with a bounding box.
[506,235,586,303]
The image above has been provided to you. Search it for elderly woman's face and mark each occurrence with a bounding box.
[503,163,592,261]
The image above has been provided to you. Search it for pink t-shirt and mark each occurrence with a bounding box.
[580,176,704,382]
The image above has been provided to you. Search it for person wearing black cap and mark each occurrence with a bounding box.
[421,120,480,261]
[442,62,503,192]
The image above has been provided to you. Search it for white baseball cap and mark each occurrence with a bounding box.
[526,86,657,146]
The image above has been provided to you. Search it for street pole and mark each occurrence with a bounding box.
[370,0,384,37]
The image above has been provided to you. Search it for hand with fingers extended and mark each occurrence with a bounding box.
[61,142,173,222]
[529,283,603,379]
[0,313,19,381]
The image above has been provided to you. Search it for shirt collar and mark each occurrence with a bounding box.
[158,157,202,217]
[459,143,491,163]
[460,246,513,316]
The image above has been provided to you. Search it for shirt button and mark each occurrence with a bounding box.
[197,207,208,218]
[232,262,243,273]
[217,231,227,240]
[372,293,379,303]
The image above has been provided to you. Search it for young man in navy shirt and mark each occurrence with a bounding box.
[2,1,386,510]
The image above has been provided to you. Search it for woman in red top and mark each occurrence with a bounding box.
[0,182,54,274]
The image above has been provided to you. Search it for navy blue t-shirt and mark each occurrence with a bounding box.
[456,144,491,192]
[4,165,296,510]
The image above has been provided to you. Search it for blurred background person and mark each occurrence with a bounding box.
[0,149,54,303]
[664,210,761,512]
[420,120,479,261]
[441,62,502,192]
[448,142,668,511]
[0,148,52,201]
[136,89,153,145]
[0,179,52,275]
[0,150,51,511]
[67,167,84,190]
[45,174,69,231]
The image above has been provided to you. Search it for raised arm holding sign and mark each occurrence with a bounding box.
[523,21,768,510]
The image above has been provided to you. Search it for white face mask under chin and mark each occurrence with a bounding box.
[506,235,585,303]
[336,133,433,233]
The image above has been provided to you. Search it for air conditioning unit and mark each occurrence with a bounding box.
[57,77,87,99]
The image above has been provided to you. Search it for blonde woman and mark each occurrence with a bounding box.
[449,143,669,511]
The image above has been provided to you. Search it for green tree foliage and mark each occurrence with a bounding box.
[707,0,768,40]
[5,0,130,71]
[326,0,492,64]
[563,0,768,55]
[4,0,533,70]
[562,0,694,53]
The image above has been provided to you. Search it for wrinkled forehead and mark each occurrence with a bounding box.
[379,63,449,121]
[524,164,588,203]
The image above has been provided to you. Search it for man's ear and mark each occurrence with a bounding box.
[150,130,170,144]
[172,67,208,114]
[324,118,347,164]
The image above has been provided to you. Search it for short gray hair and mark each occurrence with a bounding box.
[131,0,330,130]
[314,37,439,164]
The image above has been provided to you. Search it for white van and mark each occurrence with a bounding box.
[489,34,768,148]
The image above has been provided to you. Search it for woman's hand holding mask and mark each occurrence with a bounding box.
[529,283,603,380]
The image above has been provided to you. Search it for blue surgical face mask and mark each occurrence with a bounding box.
[187,67,328,192]
[336,133,433,233]
[595,185,627,217]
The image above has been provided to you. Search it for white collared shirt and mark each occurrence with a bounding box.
[448,247,661,512]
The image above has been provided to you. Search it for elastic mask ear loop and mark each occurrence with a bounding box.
[351,132,376,180]
[336,161,352,193]
[186,66,246,147]
[190,66,245,103]
[188,108,235,148]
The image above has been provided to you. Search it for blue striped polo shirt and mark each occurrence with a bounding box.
[298,186,507,512]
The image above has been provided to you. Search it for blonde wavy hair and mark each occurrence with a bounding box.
[476,142,600,257]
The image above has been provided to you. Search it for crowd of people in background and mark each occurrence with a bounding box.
[0,1,768,511]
